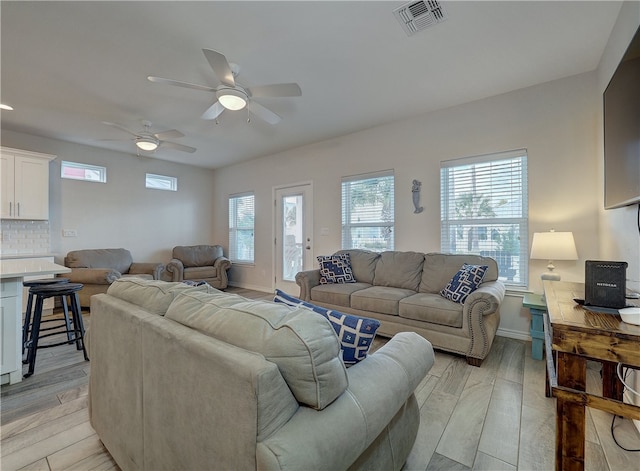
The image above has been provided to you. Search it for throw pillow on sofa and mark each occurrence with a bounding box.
[317,254,355,284]
[274,289,380,366]
[440,263,488,304]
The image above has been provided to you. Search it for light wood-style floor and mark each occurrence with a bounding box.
[2,287,639,470]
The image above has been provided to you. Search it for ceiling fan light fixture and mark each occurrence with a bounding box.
[135,136,159,151]
[217,88,247,110]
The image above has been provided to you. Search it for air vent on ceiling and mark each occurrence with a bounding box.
[393,0,447,36]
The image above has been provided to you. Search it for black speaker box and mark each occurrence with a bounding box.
[585,260,628,309]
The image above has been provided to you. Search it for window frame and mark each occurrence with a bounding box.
[145,173,177,191]
[228,192,255,264]
[60,160,107,183]
[440,149,529,287]
[341,170,395,252]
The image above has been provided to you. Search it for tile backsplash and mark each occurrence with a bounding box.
[0,220,51,255]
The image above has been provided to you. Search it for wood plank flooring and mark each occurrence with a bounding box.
[2,287,639,470]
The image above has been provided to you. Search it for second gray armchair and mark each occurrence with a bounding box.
[164,245,232,289]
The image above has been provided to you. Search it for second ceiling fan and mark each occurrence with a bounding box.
[148,49,302,125]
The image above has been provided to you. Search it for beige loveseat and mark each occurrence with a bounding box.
[296,250,505,366]
[88,278,434,471]
[63,248,163,307]
[163,245,231,289]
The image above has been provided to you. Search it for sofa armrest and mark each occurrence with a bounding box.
[213,256,232,273]
[257,332,433,470]
[462,280,505,362]
[129,262,164,280]
[295,269,321,301]
[162,259,184,282]
[65,267,121,285]
[463,280,505,317]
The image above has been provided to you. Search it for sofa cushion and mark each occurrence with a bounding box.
[440,264,488,304]
[310,282,371,308]
[335,249,380,284]
[65,248,133,275]
[351,286,416,315]
[373,251,424,291]
[106,278,215,316]
[317,254,355,284]
[399,293,464,328]
[420,253,498,293]
[165,290,347,410]
[274,289,380,366]
[183,266,218,279]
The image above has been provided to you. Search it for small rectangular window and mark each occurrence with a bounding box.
[61,161,106,183]
[146,173,177,191]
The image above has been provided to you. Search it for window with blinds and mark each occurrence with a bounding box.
[342,171,395,251]
[228,192,255,264]
[440,150,528,287]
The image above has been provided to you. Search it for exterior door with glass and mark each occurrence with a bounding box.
[274,184,313,294]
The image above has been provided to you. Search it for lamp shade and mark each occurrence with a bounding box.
[530,231,578,261]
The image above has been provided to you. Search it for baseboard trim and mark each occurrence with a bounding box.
[227,281,272,294]
[497,327,530,341]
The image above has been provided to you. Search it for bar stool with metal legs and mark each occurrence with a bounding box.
[22,278,70,355]
[23,282,88,378]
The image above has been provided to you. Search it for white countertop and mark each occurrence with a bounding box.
[0,253,57,260]
[0,258,70,279]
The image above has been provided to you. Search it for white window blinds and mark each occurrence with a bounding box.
[341,171,395,251]
[228,192,255,263]
[441,150,528,286]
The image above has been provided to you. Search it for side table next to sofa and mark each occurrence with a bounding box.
[523,293,546,360]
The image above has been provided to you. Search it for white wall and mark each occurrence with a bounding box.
[211,70,602,337]
[1,129,216,264]
[595,0,640,431]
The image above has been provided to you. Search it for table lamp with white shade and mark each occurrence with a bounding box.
[530,230,578,281]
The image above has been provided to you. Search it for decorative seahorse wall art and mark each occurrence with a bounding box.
[412,179,424,214]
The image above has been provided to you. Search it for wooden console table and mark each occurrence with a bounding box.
[542,280,640,471]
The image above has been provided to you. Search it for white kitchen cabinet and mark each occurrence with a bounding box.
[0,279,21,384]
[0,147,56,220]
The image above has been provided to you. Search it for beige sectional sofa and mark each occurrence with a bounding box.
[296,250,505,366]
[88,278,434,471]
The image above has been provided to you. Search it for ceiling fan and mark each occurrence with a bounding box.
[148,49,302,125]
[102,120,196,154]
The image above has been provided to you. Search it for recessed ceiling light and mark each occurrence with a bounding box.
[0,104,14,111]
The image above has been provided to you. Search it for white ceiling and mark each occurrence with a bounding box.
[1,1,623,169]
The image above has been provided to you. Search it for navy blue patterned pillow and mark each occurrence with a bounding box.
[317,254,355,284]
[274,289,379,366]
[440,264,488,304]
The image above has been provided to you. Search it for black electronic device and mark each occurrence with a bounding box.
[584,260,628,309]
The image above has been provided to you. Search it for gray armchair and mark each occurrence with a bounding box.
[164,245,231,289]
[63,248,163,307]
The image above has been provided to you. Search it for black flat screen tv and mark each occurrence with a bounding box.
[603,25,640,210]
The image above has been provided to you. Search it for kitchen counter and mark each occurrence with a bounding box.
[0,253,57,260]
[1,259,70,385]
[0,258,69,279]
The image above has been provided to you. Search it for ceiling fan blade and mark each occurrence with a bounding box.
[147,76,216,93]
[202,49,235,87]
[102,121,139,137]
[154,129,184,140]
[201,101,225,120]
[247,83,302,98]
[248,101,281,125]
[160,141,197,154]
